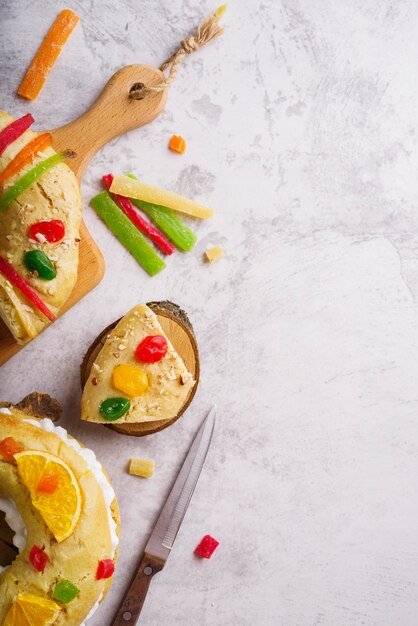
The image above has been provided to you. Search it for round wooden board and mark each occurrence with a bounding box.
[80,302,200,436]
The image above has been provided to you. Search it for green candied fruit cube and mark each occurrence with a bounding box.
[53,579,80,604]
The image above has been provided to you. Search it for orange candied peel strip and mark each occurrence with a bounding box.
[0,133,52,189]
[169,135,186,154]
[18,9,80,101]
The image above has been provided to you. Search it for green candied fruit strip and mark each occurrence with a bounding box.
[90,191,166,276]
[0,150,75,213]
[53,579,80,604]
[127,174,197,252]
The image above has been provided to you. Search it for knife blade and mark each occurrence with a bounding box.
[146,405,216,561]
[112,406,216,626]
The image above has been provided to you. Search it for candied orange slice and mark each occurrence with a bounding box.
[3,593,61,626]
[15,451,81,542]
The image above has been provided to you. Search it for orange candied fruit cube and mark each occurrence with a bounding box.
[37,472,59,494]
[169,135,186,154]
[0,437,24,460]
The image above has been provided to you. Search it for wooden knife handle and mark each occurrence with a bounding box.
[111,552,165,625]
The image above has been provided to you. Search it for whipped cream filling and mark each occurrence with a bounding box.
[0,416,118,624]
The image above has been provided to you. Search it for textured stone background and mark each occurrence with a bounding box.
[2,1,418,624]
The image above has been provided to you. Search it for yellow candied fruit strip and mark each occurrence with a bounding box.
[129,458,155,478]
[205,246,224,263]
[109,175,213,219]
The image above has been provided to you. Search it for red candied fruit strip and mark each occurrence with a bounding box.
[29,545,49,572]
[194,535,219,559]
[0,114,34,156]
[102,174,175,256]
[0,256,56,321]
[97,559,115,579]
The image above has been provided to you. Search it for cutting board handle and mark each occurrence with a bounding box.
[111,552,165,625]
[50,64,167,181]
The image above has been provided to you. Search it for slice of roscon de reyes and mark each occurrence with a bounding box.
[0,407,120,625]
[81,304,196,424]
[0,110,82,344]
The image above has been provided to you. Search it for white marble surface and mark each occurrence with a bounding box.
[2,0,418,624]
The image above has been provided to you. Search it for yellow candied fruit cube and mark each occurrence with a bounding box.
[113,364,149,397]
[205,246,224,263]
[129,458,155,478]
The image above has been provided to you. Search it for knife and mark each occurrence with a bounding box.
[111,406,216,625]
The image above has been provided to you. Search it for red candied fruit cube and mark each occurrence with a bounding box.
[29,545,49,572]
[97,559,115,579]
[194,535,219,559]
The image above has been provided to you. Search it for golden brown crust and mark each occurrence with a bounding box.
[0,409,119,625]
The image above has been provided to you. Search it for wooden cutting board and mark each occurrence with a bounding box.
[0,65,167,366]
